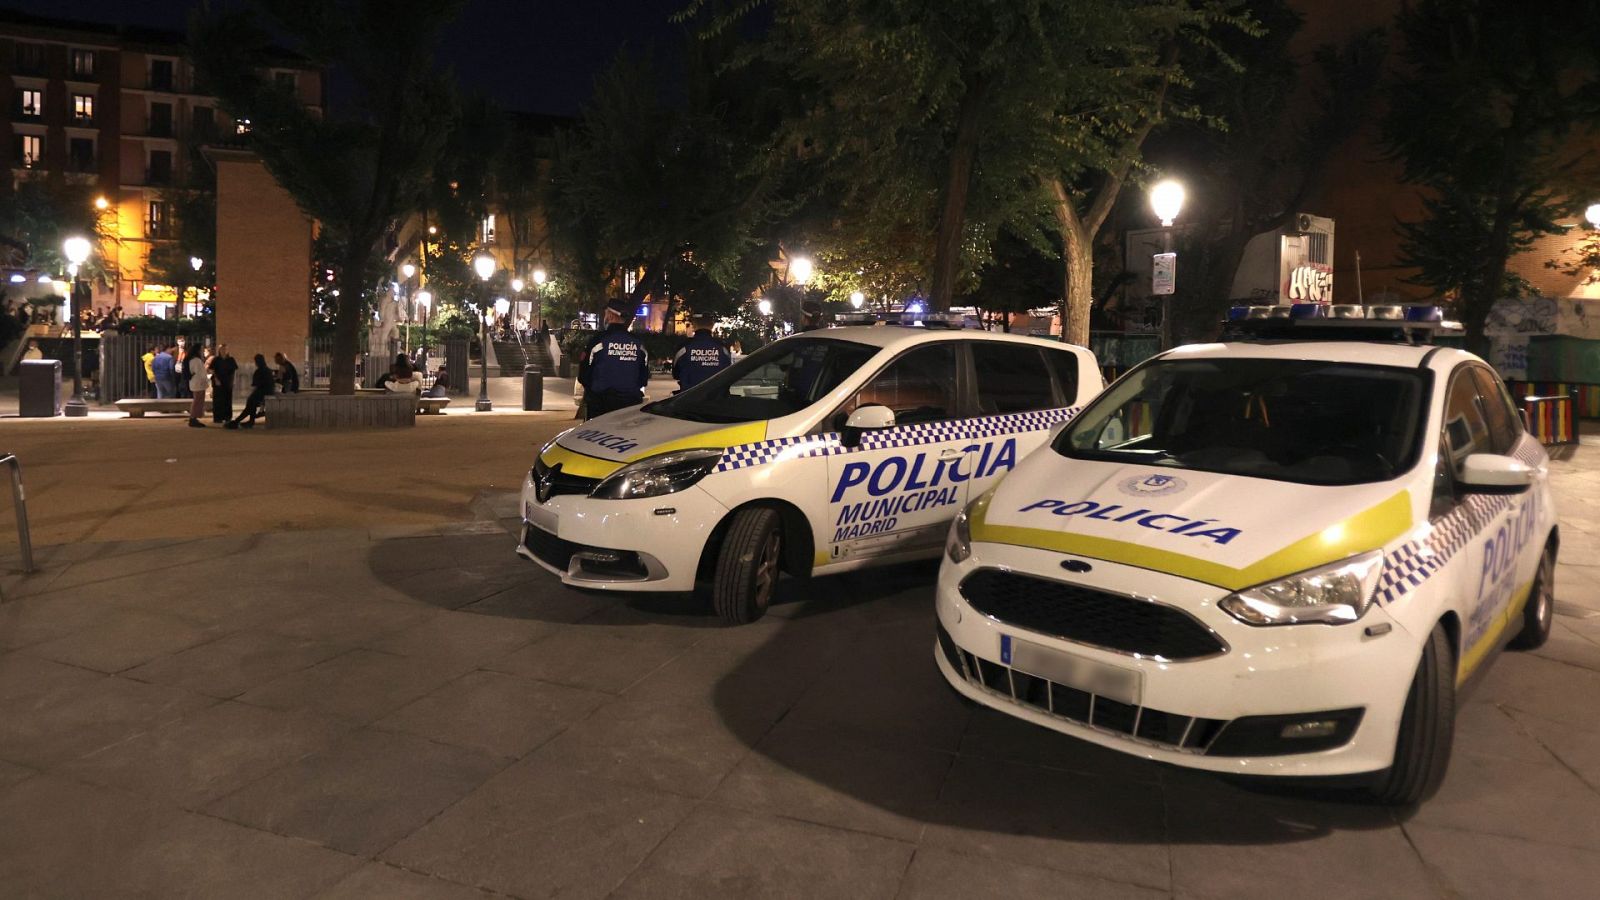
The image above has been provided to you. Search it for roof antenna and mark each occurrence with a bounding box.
[1355,250,1365,306]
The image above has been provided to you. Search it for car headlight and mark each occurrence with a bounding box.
[1219,550,1385,626]
[946,500,976,564]
[590,449,724,500]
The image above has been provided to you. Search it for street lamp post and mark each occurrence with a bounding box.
[399,263,416,354]
[415,289,433,375]
[1149,179,1185,350]
[62,236,92,417]
[189,255,203,318]
[473,252,495,411]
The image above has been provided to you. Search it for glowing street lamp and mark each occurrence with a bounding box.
[401,262,416,280]
[93,195,109,210]
[1586,203,1600,229]
[472,253,496,411]
[849,290,865,309]
[62,236,92,417]
[757,297,773,317]
[789,256,814,286]
[511,277,525,293]
[532,268,547,286]
[1150,179,1185,228]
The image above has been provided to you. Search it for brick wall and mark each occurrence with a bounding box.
[213,152,312,366]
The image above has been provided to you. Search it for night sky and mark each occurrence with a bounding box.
[3,0,690,116]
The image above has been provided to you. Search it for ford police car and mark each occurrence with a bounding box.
[935,315,1557,804]
[519,324,1103,623]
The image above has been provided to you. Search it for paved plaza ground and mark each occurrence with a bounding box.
[0,419,1597,898]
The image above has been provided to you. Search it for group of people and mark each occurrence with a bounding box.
[140,343,299,429]
[374,353,447,398]
[578,298,764,420]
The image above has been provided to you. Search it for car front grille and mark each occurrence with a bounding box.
[958,568,1227,661]
[522,522,577,571]
[534,456,601,499]
[937,621,1228,753]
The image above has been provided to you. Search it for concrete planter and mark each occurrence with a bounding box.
[264,393,416,429]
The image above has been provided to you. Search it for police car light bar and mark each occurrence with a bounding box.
[1222,304,1446,344]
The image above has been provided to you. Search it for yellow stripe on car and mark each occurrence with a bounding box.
[968,489,1413,592]
[1458,577,1535,685]
[539,422,770,480]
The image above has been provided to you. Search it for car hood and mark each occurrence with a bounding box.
[539,408,768,479]
[972,451,1417,591]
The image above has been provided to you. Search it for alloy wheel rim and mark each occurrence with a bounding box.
[753,531,780,610]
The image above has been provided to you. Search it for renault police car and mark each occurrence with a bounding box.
[935,312,1557,804]
[519,323,1103,623]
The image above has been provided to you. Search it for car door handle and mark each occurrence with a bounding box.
[939,448,968,460]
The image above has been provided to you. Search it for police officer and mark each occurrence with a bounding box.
[671,313,731,392]
[797,298,828,333]
[579,298,650,420]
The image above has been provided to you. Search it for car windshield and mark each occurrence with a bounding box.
[1056,357,1427,485]
[646,337,878,424]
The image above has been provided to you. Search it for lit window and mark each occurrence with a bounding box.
[147,201,167,237]
[70,49,95,78]
[623,269,638,294]
[16,134,42,167]
[73,94,94,122]
[235,117,252,135]
[17,89,41,117]
[482,214,497,243]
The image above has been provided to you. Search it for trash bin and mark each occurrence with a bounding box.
[18,359,62,418]
[522,364,543,411]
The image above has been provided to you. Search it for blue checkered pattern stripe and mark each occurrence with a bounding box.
[1373,435,1546,605]
[711,406,1081,473]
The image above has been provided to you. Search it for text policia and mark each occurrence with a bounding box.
[829,438,1018,541]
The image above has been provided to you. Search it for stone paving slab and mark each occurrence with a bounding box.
[0,440,1596,898]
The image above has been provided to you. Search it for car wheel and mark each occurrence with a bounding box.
[1507,543,1555,651]
[1368,624,1455,806]
[712,507,782,625]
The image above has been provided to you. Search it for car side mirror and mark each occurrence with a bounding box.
[841,404,895,448]
[1458,453,1535,494]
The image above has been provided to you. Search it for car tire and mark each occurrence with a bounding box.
[1368,624,1455,806]
[712,507,783,625]
[1507,543,1556,651]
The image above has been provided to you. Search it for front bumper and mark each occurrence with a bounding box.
[517,472,727,591]
[936,542,1422,777]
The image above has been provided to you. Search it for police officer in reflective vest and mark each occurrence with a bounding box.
[579,298,650,420]
[671,313,731,392]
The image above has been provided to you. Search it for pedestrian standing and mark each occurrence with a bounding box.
[151,343,178,399]
[274,352,300,394]
[578,297,650,420]
[226,354,275,429]
[141,344,158,397]
[184,345,208,427]
[209,343,238,423]
[671,313,731,392]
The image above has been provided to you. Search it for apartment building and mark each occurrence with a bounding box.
[0,10,323,316]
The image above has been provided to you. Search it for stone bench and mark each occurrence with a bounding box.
[263,393,416,429]
[418,397,450,415]
[115,399,212,418]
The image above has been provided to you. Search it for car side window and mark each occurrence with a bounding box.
[1470,366,1523,454]
[1045,349,1081,404]
[842,343,960,427]
[972,344,1056,415]
[1441,368,1492,476]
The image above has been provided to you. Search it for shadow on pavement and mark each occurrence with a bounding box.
[365,529,1408,855]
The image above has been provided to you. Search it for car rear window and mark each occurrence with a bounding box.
[972,344,1056,414]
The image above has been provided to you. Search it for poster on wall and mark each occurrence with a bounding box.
[1152,253,1176,296]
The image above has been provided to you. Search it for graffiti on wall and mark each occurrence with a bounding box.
[1485,296,1560,335]
[1286,265,1333,303]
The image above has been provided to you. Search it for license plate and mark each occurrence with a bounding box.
[1001,634,1142,706]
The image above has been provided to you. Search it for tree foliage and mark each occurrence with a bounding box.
[1382,0,1600,354]
[0,180,114,283]
[191,0,461,392]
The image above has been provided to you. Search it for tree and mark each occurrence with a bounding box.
[1382,0,1600,355]
[0,180,114,283]
[692,0,1249,341]
[1151,2,1385,343]
[191,0,461,393]
[546,37,790,327]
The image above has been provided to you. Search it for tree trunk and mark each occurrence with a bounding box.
[1051,179,1094,347]
[929,79,988,312]
[329,246,369,395]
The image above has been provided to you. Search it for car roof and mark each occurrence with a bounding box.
[795,325,1077,353]
[1158,339,1454,368]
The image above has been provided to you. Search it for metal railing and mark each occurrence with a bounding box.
[1,452,35,592]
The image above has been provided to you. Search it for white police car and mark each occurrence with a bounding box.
[520,325,1102,623]
[935,316,1557,804]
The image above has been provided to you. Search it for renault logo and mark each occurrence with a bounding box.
[535,463,558,503]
